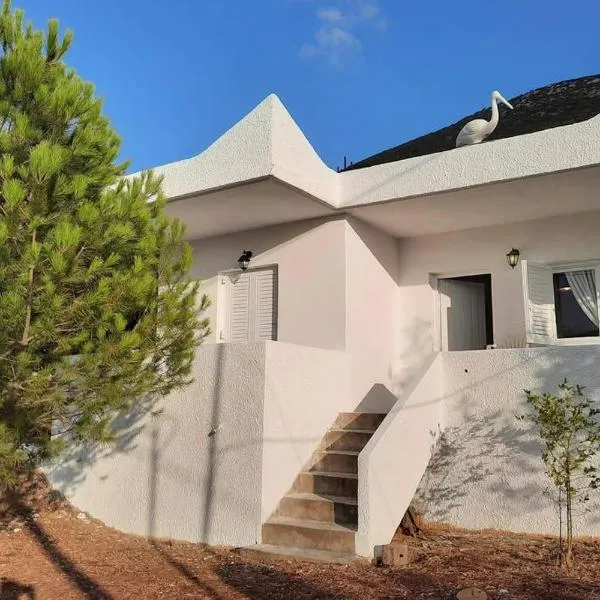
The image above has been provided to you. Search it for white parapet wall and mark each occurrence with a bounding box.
[46,342,268,547]
[46,341,353,548]
[415,347,600,537]
[261,341,351,523]
[356,353,444,557]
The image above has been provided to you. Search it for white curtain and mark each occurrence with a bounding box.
[566,270,599,326]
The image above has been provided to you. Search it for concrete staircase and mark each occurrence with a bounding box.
[249,412,386,563]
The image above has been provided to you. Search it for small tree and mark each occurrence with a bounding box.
[519,379,600,567]
[0,1,210,483]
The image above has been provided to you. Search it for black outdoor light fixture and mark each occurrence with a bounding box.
[506,248,520,269]
[238,250,253,271]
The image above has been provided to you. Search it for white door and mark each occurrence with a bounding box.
[439,279,487,351]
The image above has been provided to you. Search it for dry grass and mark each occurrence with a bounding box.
[0,472,599,599]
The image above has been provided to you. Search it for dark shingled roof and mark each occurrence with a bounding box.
[345,74,600,171]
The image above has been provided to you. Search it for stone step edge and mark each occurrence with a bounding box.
[284,492,358,506]
[337,412,387,417]
[300,470,359,480]
[238,544,364,565]
[327,428,377,434]
[314,449,360,456]
[266,516,358,532]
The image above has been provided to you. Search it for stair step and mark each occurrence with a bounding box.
[310,450,359,474]
[307,470,358,479]
[262,517,356,553]
[293,471,358,497]
[240,544,362,564]
[324,429,374,452]
[286,492,358,506]
[334,412,387,432]
[276,492,358,525]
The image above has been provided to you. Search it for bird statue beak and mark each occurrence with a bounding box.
[500,95,513,110]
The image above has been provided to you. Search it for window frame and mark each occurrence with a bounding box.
[549,260,600,346]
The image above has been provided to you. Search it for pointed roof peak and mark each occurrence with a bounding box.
[254,92,296,125]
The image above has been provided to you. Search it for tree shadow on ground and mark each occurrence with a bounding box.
[505,578,600,600]
[0,579,36,600]
[148,541,227,599]
[148,541,349,600]
[215,560,349,600]
[216,559,475,600]
[2,484,114,600]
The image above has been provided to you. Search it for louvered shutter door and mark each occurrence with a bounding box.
[522,260,556,345]
[252,268,277,341]
[227,273,251,342]
[223,268,277,342]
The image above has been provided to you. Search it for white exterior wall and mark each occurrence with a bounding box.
[357,354,443,556]
[47,343,267,547]
[415,347,600,536]
[262,342,351,522]
[345,219,399,412]
[47,341,355,547]
[192,215,402,412]
[190,216,347,350]
[396,210,600,370]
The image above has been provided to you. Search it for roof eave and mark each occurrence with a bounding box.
[129,96,600,214]
[339,114,600,208]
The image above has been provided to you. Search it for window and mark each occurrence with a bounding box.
[523,260,600,345]
[219,266,278,342]
[553,271,599,339]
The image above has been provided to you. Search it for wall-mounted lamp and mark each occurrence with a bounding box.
[506,248,520,269]
[237,250,253,271]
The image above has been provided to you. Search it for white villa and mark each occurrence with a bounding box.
[48,76,600,561]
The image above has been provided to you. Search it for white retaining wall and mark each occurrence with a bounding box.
[415,347,600,537]
[261,342,351,523]
[357,353,444,556]
[46,341,352,547]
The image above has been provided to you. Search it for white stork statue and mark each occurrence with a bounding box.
[455,90,514,147]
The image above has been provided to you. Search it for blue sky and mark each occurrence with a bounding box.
[18,0,600,173]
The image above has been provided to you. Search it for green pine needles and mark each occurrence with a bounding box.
[0,1,209,483]
[519,379,600,567]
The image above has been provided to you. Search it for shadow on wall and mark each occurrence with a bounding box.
[48,393,160,500]
[414,346,600,531]
[347,216,400,284]
[531,347,600,529]
[146,395,184,539]
[352,316,434,414]
[189,215,347,281]
[415,408,543,522]
[145,343,227,543]
[49,342,232,546]
[355,384,398,413]
[391,317,433,398]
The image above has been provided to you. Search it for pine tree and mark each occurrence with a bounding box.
[0,1,209,483]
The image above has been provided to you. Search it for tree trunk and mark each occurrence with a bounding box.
[565,485,573,568]
[21,228,37,346]
[400,508,422,537]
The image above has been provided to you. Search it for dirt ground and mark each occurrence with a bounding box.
[0,473,599,599]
